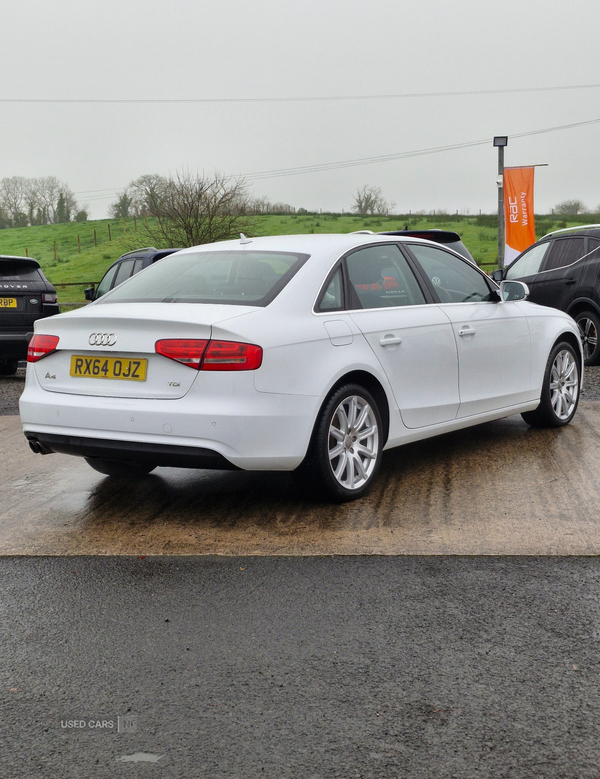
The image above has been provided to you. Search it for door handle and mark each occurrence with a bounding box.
[459,326,476,337]
[379,335,402,347]
[565,278,576,285]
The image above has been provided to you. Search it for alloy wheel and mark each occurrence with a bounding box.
[328,395,379,490]
[577,316,598,362]
[549,349,579,421]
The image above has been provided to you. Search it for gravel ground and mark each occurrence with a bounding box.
[3,364,600,416]
[0,366,26,415]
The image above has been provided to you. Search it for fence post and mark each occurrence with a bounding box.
[133,217,137,233]
[144,214,147,229]
[122,218,126,236]
[25,247,28,257]
[94,229,97,247]
[108,224,112,242]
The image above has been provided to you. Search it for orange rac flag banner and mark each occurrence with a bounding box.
[504,166,536,265]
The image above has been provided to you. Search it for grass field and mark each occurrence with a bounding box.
[0,212,591,305]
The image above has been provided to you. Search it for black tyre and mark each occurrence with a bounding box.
[521,341,580,428]
[0,359,19,376]
[574,310,600,365]
[299,383,383,501]
[84,457,157,477]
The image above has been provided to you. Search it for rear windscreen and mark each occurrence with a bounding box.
[101,250,309,306]
[0,262,42,281]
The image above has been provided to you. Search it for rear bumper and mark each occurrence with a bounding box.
[25,432,238,470]
[0,332,33,360]
[20,372,321,471]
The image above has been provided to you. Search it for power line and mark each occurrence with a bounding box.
[2,84,600,105]
[72,115,600,199]
[243,117,600,180]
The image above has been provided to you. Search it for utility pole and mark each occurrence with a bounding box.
[493,136,508,268]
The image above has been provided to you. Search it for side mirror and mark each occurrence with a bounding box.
[500,280,529,302]
[491,269,504,282]
[84,286,95,301]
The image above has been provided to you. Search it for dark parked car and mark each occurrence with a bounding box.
[0,255,59,375]
[86,247,182,301]
[493,225,600,365]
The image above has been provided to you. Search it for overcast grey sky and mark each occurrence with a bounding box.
[2,0,600,218]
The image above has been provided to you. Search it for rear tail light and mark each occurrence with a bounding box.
[202,340,263,371]
[155,339,263,371]
[42,293,58,304]
[155,339,208,369]
[28,334,60,362]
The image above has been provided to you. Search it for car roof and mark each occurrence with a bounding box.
[543,224,600,240]
[174,232,475,259]
[100,247,183,275]
[378,229,463,243]
[116,247,183,260]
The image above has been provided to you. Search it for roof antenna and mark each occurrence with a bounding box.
[240,233,252,245]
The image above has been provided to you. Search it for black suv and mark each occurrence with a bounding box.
[0,255,59,375]
[493,225,600,365]
[86,247,182,301]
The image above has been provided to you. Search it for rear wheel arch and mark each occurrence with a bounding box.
[320,370,390,447]
[567,298,600,321]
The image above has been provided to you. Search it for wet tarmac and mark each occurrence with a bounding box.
[3,404,600,556]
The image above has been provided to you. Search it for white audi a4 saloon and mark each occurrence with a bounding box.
[20,233,583,501]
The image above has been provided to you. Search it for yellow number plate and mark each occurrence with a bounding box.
[0,298,17,308]
[70,355,147,381]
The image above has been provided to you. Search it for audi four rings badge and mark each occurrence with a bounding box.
[89,333,117,346]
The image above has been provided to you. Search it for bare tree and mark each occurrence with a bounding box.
[139,170,259,247]
[249,195,272,214]
[126,174,169,217]
[0,177,28,226]
[24,178,42,224]
[0,175,78,226]
[63,188,78,221]
[352,185,392,216]
[36,176,62,223]
[554,199,587,216]
[271,202,295,214]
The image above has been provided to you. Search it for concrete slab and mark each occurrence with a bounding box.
[2,406,600,555]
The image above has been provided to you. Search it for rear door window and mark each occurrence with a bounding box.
[316,266,344,312]
[112,259,137,287]
[345,244,427,309]
[542,237,585,271]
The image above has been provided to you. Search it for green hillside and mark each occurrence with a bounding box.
[0,212,584,305]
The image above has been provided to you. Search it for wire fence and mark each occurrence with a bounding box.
[55,282,97,312]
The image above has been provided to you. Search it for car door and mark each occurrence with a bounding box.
[407,243,533,418]
[343,243,460,429]
[530,236,586,310]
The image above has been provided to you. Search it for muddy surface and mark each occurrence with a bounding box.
[3,403,600,555]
